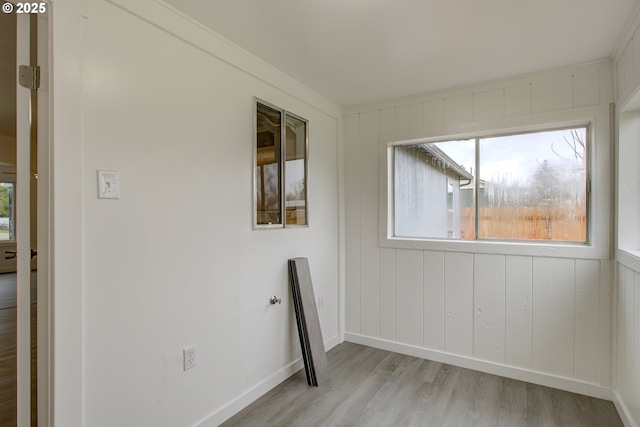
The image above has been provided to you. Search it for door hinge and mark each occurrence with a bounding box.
[18,65,40,90]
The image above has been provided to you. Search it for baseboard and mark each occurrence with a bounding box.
[193,334,340,427]
[344,333,613,401]
[612,390,638,427]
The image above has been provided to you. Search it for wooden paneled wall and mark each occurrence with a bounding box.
[615,260,640,425]
[344,60,614,397]
[616,15,640,108]
[614,13,640,425]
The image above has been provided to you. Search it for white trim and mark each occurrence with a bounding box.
[192,358,305,427]
[380,115,609,260]
[16,12,32,426]
[49,1,86,425]
[617,249,640,273]
[345,60,611,116]
[612,390,638,427]
[192,334,340,427]
[36,7,52,425]
[337,116,346,343]
[345,333,614,401]
[613,1,640,63]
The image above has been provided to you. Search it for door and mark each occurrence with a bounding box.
[0,4,50,426]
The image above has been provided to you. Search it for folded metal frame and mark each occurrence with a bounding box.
[288,258,328,386]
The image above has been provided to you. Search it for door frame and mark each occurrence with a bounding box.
[14,3,51,426]
[36,8,51,426]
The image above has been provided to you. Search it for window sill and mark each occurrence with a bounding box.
[381,236,606,260]
[616,248,640,272]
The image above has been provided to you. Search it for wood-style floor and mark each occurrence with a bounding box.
[0,272,37,427]
[223,342,623,427]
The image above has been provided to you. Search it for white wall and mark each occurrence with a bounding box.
[50,0,342,425]
[614,258,640,427]
[614,10,640,426]
[344,60,614,398]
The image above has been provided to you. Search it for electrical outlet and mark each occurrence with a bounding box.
[183,345,197,371]
[317,296,324,310]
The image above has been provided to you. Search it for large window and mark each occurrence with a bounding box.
[255,100,308,228]
[393,126,589,243]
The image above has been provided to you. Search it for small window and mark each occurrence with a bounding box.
[392,126,589,243]
[255,100,308,228]
[0,182,14,241]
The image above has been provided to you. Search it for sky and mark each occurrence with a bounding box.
[433,128,586,185]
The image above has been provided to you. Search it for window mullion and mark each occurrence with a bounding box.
[475,138,480,241]
[280,111,287,227]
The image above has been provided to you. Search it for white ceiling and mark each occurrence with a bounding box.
[163,0,639,107]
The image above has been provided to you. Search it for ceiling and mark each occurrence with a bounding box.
[163,0,639,107]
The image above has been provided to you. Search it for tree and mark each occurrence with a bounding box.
[551,128,585,161]
[0,185,10,218]
[531,160,558,204]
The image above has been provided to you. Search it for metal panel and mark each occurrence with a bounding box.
[444,252,474,356]
[395,249,423,346]
[532,258,575,378]
[473,89,504,121]
[359,110,380,337]
[423,250,444,351]
[344,114,361,333]
[395,103,422,131]
[379,248,396,341]
[423,99,444,129]
[289,258,328,386]
[473,254,506,364]
[574,259,600,384]
[505,255,533,368]
[505,84,531,117]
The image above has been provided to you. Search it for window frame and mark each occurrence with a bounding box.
[253,98,309,229]
[617,97,640,268]
[381,120,599,258]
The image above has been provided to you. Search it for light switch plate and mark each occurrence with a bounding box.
[97,170,120,199]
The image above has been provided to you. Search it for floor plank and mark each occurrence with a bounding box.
[0,272,37,427]
[222,342,623,427]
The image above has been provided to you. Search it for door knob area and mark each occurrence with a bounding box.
[4,249,37,260]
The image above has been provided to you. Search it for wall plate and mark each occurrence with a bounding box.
[97,170,120,199]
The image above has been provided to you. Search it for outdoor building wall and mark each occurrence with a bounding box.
[394,146,451,239]
[344,60,614,399]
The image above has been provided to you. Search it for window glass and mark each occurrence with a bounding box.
[394,140,475,239]
[393,126,588,243]
[256,103,282,225]
[478,128,587,242]
[0,182,14,241]
[255,100,308,228]
[285,114,307,226]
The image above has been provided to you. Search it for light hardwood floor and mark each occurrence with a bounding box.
[223,342,623,427]
[0,272,37,427]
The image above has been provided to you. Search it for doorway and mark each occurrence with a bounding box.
[0,6,49,427]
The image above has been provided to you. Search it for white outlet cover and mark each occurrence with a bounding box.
[97,170,120,199]
[183,345,197,371]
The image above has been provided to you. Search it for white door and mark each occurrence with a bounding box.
[13,5,50,426]
[16,10,33,427]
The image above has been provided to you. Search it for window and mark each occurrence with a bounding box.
[392,126,589,243]
[0,182,14,241]
[255,100,308,228]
